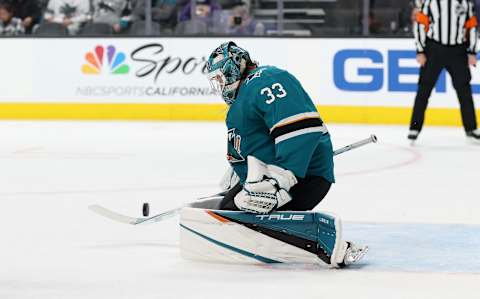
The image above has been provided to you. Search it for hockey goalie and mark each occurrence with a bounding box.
[179,42,368,268]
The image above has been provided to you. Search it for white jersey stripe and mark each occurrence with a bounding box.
[431,0,440,41]
[270,112,320,132]
[274,126,328,144]
[450,0,457,45]
[457,11,466,44]
[414,22,424,52]
[440,0,448,45]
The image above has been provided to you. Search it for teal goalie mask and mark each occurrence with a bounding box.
[206,41,255,105]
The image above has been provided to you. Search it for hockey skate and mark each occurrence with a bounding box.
[466,129,480,144]
[338,241,368,268]
[407,130,419,145]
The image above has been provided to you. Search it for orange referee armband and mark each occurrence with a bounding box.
[416,12,430,31]
[465,16,478,29]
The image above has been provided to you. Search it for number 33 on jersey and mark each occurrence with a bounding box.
[261,83,287,104]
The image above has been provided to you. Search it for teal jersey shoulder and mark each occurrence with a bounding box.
[226,65,334,184]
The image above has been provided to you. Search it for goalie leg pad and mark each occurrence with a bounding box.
[180,207,347,267]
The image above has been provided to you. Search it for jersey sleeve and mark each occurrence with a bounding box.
[250,71,328,178]
[414,0,431,53]
[466,0,478,54]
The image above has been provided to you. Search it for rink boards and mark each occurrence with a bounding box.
[1,37,480,125]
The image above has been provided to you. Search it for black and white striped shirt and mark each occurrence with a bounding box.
[414,0,478,54]
[414,0,424,8]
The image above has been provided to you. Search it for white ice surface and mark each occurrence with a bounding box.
[0,121,479,299]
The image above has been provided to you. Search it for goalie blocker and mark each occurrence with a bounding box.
[180,198,367,267]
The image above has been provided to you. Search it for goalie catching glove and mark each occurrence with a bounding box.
[234,156,298,214]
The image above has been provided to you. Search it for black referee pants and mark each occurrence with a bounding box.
[410,40,478,132]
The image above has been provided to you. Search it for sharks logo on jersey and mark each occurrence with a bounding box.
[227,128,245,163]
[245,68,264,85]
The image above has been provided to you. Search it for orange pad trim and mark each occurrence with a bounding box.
[206,210,230,223]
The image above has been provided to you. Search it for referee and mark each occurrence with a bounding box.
[410,0,480,143]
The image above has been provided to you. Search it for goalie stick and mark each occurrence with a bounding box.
[89,135,377,225]
[333,134,377,156]
[89,194,225,225]
[89,204,183,225]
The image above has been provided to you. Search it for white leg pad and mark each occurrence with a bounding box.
[180,207,341,265]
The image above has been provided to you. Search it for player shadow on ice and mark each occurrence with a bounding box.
[82,241,178,250]
[258,262,370,271]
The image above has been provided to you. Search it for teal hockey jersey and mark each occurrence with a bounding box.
[226,65,334,184]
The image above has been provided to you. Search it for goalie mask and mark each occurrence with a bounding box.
[206,41,255,105]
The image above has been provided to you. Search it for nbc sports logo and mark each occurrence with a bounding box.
[81,45,129,75]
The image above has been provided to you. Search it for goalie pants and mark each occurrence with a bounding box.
[410,39,478,132]
[219,175,332,211]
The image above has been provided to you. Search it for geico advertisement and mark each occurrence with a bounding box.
[321,38,480,108]
[0,38,480,107]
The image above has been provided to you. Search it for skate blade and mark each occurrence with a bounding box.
[352,246,369,263]
[467,138,480,145]
[345,245,369,264]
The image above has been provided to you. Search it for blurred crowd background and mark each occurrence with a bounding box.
[0,0,478,37]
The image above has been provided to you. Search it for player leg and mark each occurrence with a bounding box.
[180,206,367,267]
[409,42,445,140]
[218,183,242,210]
[278,176,366,266]
[445,47,479,140]
[195,166,366,266]
[218,176,331,212]
[278,175,331,211]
